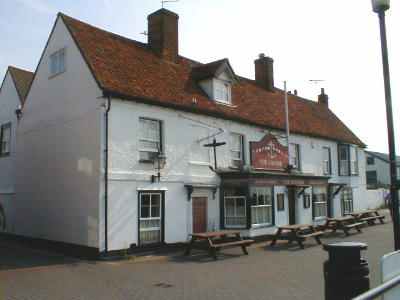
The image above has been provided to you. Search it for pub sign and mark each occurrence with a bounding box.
[250,134,289,171]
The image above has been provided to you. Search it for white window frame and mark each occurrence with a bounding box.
[230,133,244,168]
[339,144,350,176]
[139,192,162,245]
[313,187,327,220]
[139,117,162,162]
[289,143,301,170]
[341,187,354,215]
[49,48,66,77]
[214,79,231,104]
[224,196,246,229]
[323,147,332,175]
[350,146,359,175]
[0,123,11,157]
[251,187,273,228]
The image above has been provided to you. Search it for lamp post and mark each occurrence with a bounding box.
[371,0,400,250]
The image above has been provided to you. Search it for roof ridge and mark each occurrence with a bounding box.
[8,65,34,75]
[59,12,148,49]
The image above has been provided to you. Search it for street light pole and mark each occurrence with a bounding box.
[372,0,400,250]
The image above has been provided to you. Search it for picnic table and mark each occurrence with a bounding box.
[270,224,324,249]
[322,216,365,236]
[184,230,254,260]
[348,209,385,225]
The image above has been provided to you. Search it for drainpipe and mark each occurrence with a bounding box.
[104,93,111,255]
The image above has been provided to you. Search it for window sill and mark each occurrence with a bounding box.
[139,159,155,164]
[48,70,66,80]
[214,100,237,108]
[224,225,246,229]
[188,161,211,166]
[251,224,274,229]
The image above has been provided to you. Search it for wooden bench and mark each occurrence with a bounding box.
[270,224,323,249]
[297,231,324,245]
[184,231,254,260]
[211,239,254,258]
[343,222,365,236]
[360,215,385,225]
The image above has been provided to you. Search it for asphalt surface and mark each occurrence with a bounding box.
[0,213,395,300]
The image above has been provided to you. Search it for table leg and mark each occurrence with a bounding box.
[184,237,195,256]
[207,238,217,260]
[294,230,304,249]
[270,228,282,247]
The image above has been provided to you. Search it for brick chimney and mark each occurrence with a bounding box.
[318,88,329,107]
[254,53,274,92]
[148,9,179,62]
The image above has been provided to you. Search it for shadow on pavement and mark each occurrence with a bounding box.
[169,250,246,263]
[0,238,82,271]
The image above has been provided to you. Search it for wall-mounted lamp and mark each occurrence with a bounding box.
[151,151,167,183]
[15,107,23,120]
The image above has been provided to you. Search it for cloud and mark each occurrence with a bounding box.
[14,0,56,15]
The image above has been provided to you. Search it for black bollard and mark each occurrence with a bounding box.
[323,242,370,300]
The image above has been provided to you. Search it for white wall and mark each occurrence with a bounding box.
[14,16,103,248]
[106,98,368,250]
[366,154,390,186]
[0,71,21,233]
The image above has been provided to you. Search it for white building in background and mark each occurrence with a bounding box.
[0,66,33,233]
[2,8,377,256]
[365,150,400,189]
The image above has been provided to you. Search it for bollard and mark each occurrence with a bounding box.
[323,242,370,300]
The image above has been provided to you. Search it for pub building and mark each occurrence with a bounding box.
[6,9,370,255]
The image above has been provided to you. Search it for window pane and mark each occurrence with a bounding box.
[141,194,150,207]
[151,194,160,206]
[140,118,160,142]
[225,196,246,227]
[141,206,150,218]
[225,199,235,217]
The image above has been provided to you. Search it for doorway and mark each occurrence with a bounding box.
[288,187,296,225]
[192,197,208,233]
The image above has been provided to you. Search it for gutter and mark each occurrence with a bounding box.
[103,93,111,255]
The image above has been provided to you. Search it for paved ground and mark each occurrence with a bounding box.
[0,215,395,300]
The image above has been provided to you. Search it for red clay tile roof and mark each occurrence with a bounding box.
[8,66,34,104]
[191,58,237,81]
[60,13,365,147]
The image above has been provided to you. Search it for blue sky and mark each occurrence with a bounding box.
[1,0,399,153]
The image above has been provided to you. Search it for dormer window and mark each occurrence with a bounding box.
[192,58,237,105]
[214,80,231,104]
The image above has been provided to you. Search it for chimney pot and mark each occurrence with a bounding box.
[254,54,274,92]
[318,88,329,107]
[148,9,179,62]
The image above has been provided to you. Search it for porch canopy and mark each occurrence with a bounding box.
[218,169,330,187]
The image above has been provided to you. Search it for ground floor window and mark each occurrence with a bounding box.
[139,192,162,245]
[250,187,273,227]
[313,186,327,219]
[341,187,354,215]
[224,196,246,228]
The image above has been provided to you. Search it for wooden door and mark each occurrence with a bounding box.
[192,197,207,233]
